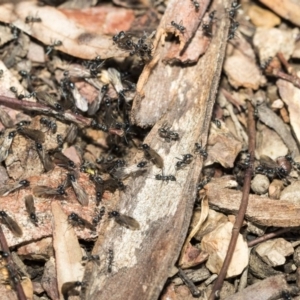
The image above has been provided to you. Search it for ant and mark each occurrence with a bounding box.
[82,254,100,265]
[255,155,289,180]
[107,249,114,273]
[141,143,164,169]
[235,152,251,171]
[228,21,239,40]
[92,206,105,227]
[194,143,208,159]
[40,117,57,134]
[197,177,211,191]
[191,0,200,11]
[212,119,221,128]
[46,40,62,55]
[158,123,179,142]
[171,21,186,33]
[228,1,240,19]
[112,31,126,43]
[90,120,108,132]
[25,15,42,24]
[202,10,216,37]
[10,86,32,100]
[155,174,176,183]
[9,24,20,44]
[175,154,193,170]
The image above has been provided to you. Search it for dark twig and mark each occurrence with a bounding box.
[263,53,300,89]
[0,95,91,127]
[272,69,300,89]
[247,228,291,248]
[0,225,27,300]
[277,52,294,75]
[178,268,201,297]
[209,101,256,300]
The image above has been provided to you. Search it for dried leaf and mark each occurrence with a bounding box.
[201,222,249,278]
[206,124,243,168]
[0,1,130,59]
[224,50,266,89]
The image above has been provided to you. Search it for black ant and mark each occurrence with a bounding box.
[191,0,200,11]
[228,1,240,19]
[194,143,208,159]
[92,206,105,227]
[90,120,108,132]
[67,212,95,231]
[25,195,38,226]
[155,174,176,183]
[236,152,251,170]
[175,154,193,170]
[202,10,216,37]
[9,24,20,44]
[197,177,211,191]
[141,144,164,169]
[171,21,185,33]
[10,86,32,100]
[25,15,42,24]
[255,155,289,180]
[108,211,140,230]
[212,119,221,128]
[46,40,62,55]
[82,254,100,265]
[228,21,239,40]
[107,249,114,273]
[82,55,104,77]
[112,31,126,43]
[40,117,57,134]
[158,123,179,142]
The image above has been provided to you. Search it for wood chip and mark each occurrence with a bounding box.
[206,176,300,227]
[224,274,288,300]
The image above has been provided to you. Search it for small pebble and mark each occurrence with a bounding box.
[251,174,270,195]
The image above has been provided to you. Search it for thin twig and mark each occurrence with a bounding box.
[0,225,27,300]
[247,228,291,248]
[272,69,300,89]
[276,52,294,75]
[208,101,256,300]
[177,268,201,297]
[0,95,91,127]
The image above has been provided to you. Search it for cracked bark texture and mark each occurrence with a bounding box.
[83,0,231,299]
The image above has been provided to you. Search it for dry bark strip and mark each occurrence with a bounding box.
[224,274,288,300]
[51,202,85,300]
[131,0,213,127]
[83,1,231,299]
[206,176,300,227]
[0,1,127,60]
